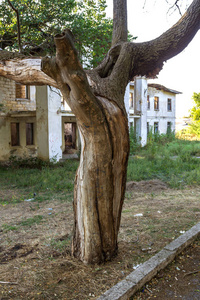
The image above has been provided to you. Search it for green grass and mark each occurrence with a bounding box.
[19,215,44,227]
[1,136,200,204]
[0,159,79,204]
[127,135,200,188]
[1,215,44,232]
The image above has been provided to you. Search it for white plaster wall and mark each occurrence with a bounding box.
[147,89,176,133]
[134,77,148,146]
[48,87,62,161]
[29,86,36,102]
[124,83,130,118]
[36,86,63,162]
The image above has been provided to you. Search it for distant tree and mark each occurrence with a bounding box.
[190,92,200,121]
[187,92,200,137]
[0,0,113,67]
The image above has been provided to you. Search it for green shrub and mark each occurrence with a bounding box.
[129,125,139,155]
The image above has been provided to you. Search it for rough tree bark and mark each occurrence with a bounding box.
[0,0,200,264]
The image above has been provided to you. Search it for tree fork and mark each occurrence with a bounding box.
[41,31,130,264]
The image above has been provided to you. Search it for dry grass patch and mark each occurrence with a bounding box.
[0,180,200,299]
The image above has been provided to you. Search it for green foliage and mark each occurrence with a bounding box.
[0,0,113,67]
[2,135,200,203]
[1,215,44,233]
[127,133,200,188]
[0,103,5,112]
[0,158,79,203]
[129,125,139,155]
[50,236,71,253]
[179,92,200,139]
[190,92,200,121]
[19,215,43,227]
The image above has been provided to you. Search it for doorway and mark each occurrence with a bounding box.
[64,122,76,154]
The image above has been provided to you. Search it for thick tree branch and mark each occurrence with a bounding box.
[0,58,57,86]
[128,0,200,79]
[112,0,127,46]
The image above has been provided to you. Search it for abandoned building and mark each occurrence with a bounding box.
[126,77,181,146]
[0,76,181,162]
[0,77,79,162]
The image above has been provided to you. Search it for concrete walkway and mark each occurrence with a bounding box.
[97,222,200,300]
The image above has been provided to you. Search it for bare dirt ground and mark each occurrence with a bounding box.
[133,236,200,299]
[0,180,200,299]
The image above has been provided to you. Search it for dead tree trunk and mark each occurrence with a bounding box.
[41,30,130,263]
[0,0,199,264]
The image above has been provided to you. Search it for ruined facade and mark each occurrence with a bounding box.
[0,78,80,162]
[0,76,180,161]
[126,77,181,146]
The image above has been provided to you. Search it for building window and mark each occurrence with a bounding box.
[147,95,150,110]
[154,122,159,134]
[11,122,20,146]
[147,122,149,134]
[129,92,134,108]
[130,122,133,128]
[154,96,159,111]
[64,122,76,153]
[167,122,172,134]
[167,98,172,111]
[16,83,29,99]
[26,123,34,145]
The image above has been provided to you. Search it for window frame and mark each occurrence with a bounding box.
[147,122,150,134]
[167,121,172,133]
[129,92,134,108]
[26,123,34,146]
[11,122,20,146]
[147,95,150,110]
[154,122,159,134]
[154,96,159,111]
[15,83,30,100]
[167,98,172,111]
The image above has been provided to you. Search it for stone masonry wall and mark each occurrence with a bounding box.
[0,77,36,112]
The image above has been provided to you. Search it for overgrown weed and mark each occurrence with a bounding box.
[1,134,200,203]
[127,132,200,187]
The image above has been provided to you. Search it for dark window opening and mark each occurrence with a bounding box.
[147,122,149,134]
[147,95,150,110]
[11,122,20,146]
[167,98,172,111]
[16,83,29,99]
[64,122,76,154]
[154,96,159,111]
[167,122,172,134]
[154,122,159,134]
[26,123,34,145]
[129,92,134,108]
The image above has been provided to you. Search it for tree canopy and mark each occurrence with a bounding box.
[0,0,113,67]
[191,92,200,121]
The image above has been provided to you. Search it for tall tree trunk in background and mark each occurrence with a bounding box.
[0,0,200,264]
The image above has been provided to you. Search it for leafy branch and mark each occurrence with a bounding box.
[7,0,22,52]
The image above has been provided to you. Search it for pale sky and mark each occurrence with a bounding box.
[106,0,200,118]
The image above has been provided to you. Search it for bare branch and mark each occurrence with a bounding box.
[127,0,200,79]
[167,0,182,16]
